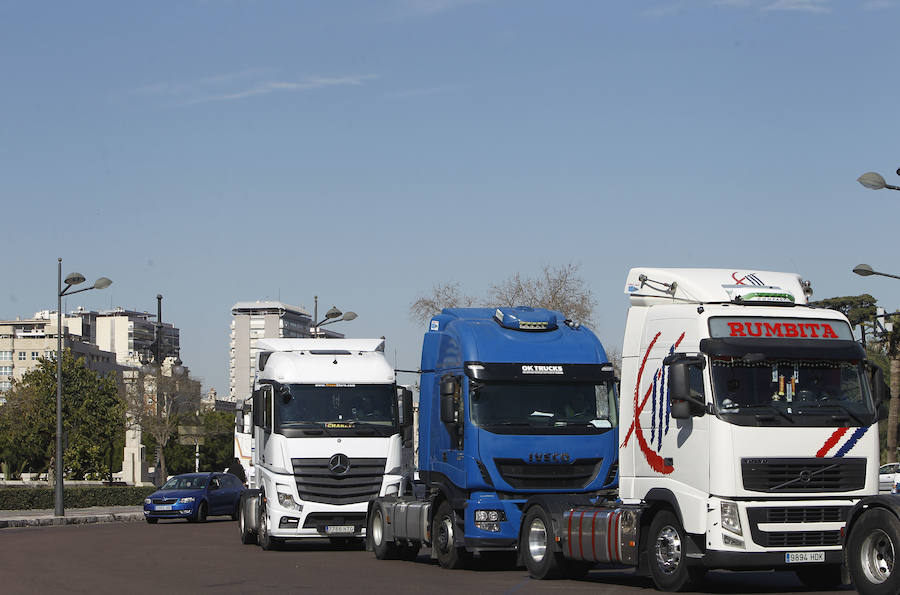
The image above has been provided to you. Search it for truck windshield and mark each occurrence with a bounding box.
[710,357,875,427]
[470,381,618,435]
[275,384,398,436]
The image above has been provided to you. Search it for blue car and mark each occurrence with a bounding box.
[144,472,244,524]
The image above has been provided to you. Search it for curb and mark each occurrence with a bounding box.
[0,512,145,529]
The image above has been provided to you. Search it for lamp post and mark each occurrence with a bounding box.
[858,170,900,192]
[139,294,184,486]
[853,264,900,464]
[311,295,357,337]
[55,258,111,517]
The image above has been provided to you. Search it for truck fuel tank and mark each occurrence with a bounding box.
[561,507,641,565]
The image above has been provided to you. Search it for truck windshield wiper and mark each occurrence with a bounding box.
[736,404,795,424]
[797,401,867,426]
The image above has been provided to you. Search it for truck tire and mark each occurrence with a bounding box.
[647,510,700,592]
[239,503,256,545]
[521,505,566,579]
[257,500,282,551]
[847,507,900,595]
[432,501,471,569]
[794,564,841,588]
[370,503,400,560]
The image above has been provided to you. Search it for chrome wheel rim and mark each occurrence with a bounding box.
[655,525,682,575]
[528,517,548,563]
[861,528,894,585]
[372,510,384,546]
[437,515,453,554]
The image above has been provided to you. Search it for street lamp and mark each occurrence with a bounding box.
[311,296,357,337]
[853,264,900,281]
[858,170,900,192]
[56,258,111,517]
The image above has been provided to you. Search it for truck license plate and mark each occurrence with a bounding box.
[785,551,825,564]
[325,525,355,534]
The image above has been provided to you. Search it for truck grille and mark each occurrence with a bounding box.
[741,458,866,493]
[291,457,386,505]
[746,506,851,549]
[493,458,602,490]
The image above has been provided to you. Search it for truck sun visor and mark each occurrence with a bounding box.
[699,338,865,361]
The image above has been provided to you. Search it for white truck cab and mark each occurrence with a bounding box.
[237,338,413,549]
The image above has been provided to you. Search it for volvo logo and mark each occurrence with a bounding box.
[329,453,350,475]
[799,470,812,483]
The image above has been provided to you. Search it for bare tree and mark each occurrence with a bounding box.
[121,368,202,485]
[410,282,477,324]
[410,263,597,327]
[488,263,596,326]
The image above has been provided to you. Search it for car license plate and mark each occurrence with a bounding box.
[156,505,173,511]
[785,551,825,564]
[325,525,355,534]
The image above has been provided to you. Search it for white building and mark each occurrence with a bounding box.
[229,301,343,403]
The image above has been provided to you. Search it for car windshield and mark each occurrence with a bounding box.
[161,476,208,490]
[277,384,398,429]
[710,356,875,426]
[470,381,618,434]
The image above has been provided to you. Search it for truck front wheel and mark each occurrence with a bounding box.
[521,505,565,579]
[647,510,701,592]
[371,502,400,560]
[432,501,470,569]
[847,508,900,595]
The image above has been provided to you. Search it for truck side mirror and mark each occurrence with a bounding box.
[667,358,706,418]
[252,389,263,427]
[399,387,413,428]
[869,365,887,419]
[440,378,458,424]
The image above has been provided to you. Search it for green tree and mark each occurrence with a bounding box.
[809,294,877,343]
[0,349,124,479]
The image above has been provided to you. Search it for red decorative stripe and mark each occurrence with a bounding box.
[817,427,849,457]
[591,512,598,562]
[578,511,586,560]
[615,511,622,562]
[567,511,573,558]
[606,510,615,561]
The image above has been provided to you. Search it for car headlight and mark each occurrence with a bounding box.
[178,497,195,504]
[720,500,742,536]
[277,491,302,511]
[144,498,152,505]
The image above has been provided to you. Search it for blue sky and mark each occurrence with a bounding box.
[3,0,900,395]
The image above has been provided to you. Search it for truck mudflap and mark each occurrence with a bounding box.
[561,506,641,565]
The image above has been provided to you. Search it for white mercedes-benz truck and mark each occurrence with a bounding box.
[237,338,413,550]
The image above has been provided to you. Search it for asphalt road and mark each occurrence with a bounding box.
[0,518,855,595]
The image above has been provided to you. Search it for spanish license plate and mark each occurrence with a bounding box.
[156,505,172,511]
[325,525,355,534]
[785,551,825,564]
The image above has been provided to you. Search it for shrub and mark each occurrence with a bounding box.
[0,486,156,510]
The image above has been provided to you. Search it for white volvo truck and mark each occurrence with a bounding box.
[237,338,413,550]
[515,268,882,591]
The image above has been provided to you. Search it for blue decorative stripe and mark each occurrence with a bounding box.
[835,426,870,458]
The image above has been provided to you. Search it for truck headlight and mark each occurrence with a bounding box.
[277,491,302,512]
[720,501,742,536]
[475,509,506,531]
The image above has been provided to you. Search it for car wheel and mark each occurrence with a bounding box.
[847,508,900,595]
[191,502,208,523]
[231,502,240,521]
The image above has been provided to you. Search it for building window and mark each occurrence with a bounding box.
[0,351,11,361]
[31,351,39,360]
[45,350,54,359]
[0,380,10,393]
[0,366,11,376]
[18,352,26,361]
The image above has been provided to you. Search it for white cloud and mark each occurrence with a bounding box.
[762,0,831,13]
[134,72,377,106]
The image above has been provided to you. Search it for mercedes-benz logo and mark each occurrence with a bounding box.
[329,453,350,475]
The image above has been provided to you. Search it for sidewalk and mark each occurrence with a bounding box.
[0,505,144,529]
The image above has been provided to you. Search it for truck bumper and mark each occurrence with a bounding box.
[699,548,843,569]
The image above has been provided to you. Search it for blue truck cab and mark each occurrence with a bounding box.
[368,306,619,568]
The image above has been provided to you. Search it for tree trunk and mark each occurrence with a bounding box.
[156,445,167,487]
[888,355,900,464]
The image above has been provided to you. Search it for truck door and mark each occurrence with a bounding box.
[435,374,467,490]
